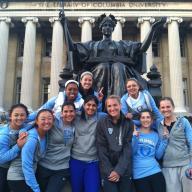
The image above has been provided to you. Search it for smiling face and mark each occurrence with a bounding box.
[126,80,140,98]
[140,111,153,129]
[106,98,121,119]
[80,74,93,91]
[10,107,27,130]
[61,105,76,124]
[159,100,174,119]
[35,111,54,132]
[84,99,97,117]
[65,83,79,102]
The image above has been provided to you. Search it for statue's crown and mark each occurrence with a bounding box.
[98,14,117,29]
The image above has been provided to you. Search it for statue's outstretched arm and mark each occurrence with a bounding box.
[59,11,75,51]
[140,17,166,52]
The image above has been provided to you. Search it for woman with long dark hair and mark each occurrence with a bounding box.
[0,104,29,192]
[37,101,76,192]
[7,109,54,192]
[70,95,106,192]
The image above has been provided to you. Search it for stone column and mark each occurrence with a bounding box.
[33,33,43,109]
[49,17,64,97]
[112,17,125,41]
[186,33,192,110]
[78,17,95,42]
[20,17,38,111]
[138,17,155,72]
[161,33,171,97]
[0,17,11,112]
[4,33,18,111]
[167,17,186,112]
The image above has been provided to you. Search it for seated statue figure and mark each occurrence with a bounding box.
[62,14,166,97]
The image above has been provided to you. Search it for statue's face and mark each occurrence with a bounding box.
[101,21,114,37]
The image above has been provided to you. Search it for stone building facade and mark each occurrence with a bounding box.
[0,1,192,113]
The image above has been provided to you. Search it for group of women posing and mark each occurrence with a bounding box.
[0,71,192,192]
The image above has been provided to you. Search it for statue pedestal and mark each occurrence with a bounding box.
[59,67,73,92]
[147,64,162,106]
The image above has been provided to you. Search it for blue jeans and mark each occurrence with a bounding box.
[70,158,100,192]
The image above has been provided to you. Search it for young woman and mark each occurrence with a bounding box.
[158,97,192,192]
[132,109,168,192]
[121,78,163,125]
[36,101,76,192]
[70,95,106,192]
[79,71,103,111]
[96,95,133,192]
[44,80,84,114]
[7,109,54,192]
[0,104,29,192]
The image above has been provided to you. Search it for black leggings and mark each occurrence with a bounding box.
[0,167,9,192]
[36,165,70,192]
[8,180,32,192]
[134,172,166,192]
[102,175,133,192]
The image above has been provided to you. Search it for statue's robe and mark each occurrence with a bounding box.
[74,39,147,97]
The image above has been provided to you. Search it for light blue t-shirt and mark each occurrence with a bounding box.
[132,130,168,179]
[127,92,148,113]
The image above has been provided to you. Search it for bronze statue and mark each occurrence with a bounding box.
[61,13,166,97]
